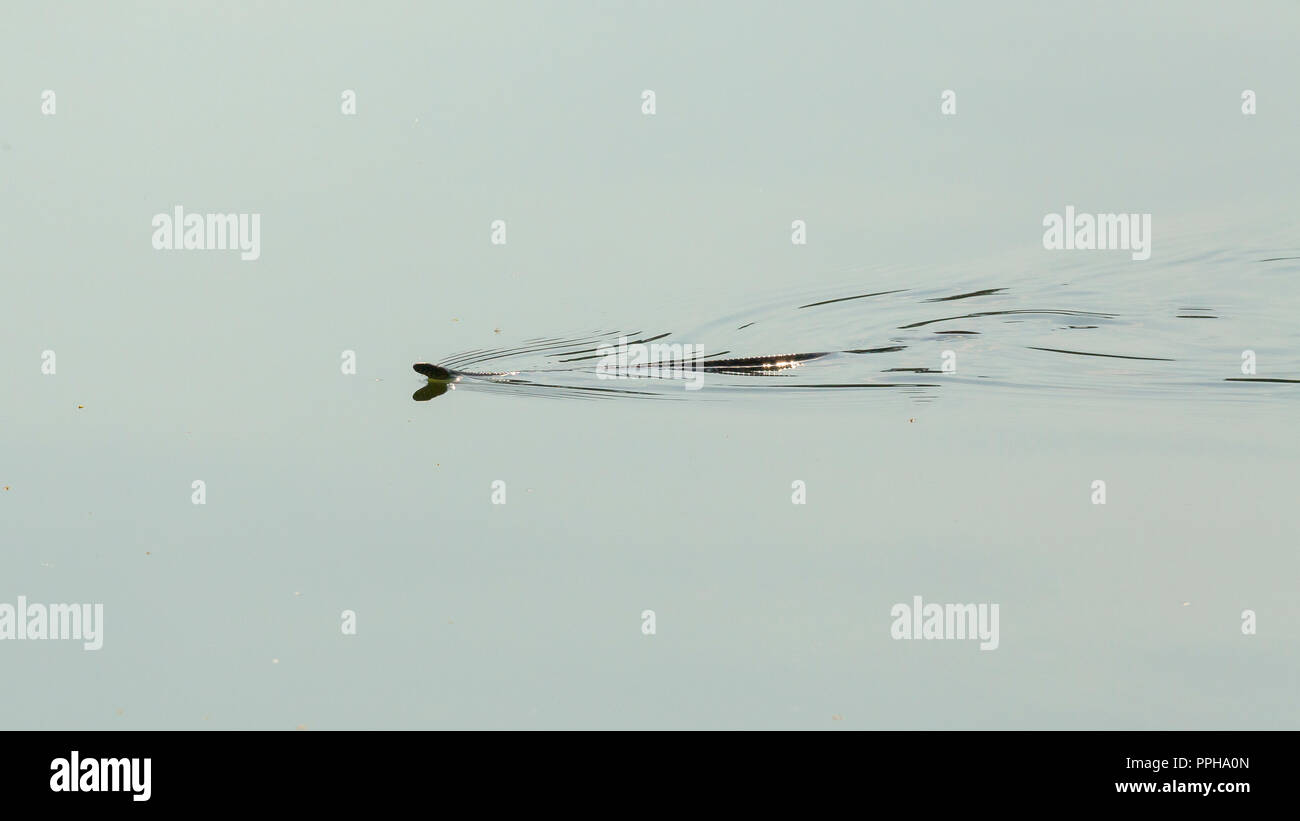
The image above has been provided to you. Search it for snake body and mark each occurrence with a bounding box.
[414,351,831,382]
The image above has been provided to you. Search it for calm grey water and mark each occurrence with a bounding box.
[2,1,1297,729]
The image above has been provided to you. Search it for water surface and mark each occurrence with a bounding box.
[2,1,1297,730]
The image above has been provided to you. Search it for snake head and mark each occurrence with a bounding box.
[413,363,455,381]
